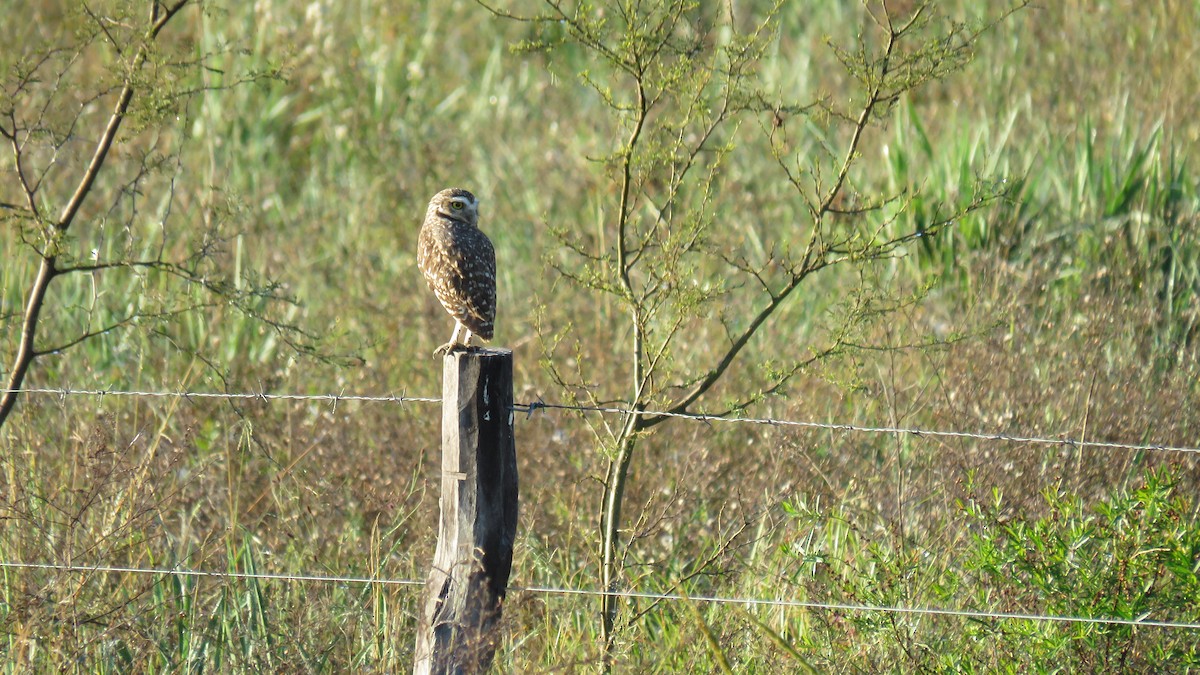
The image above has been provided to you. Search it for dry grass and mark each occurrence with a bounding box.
[1,0,1198,671]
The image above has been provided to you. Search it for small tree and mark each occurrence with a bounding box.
[0,0,311,428]
[484,0,1028,658]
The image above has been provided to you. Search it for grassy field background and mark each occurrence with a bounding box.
[2,0,1199,671]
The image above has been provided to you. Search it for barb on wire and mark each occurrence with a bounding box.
[2,560,1198,631]
[517,397,546,419]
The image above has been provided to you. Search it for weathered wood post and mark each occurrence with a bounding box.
[414,348,519,674]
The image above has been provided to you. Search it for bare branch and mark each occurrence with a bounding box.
[54,258,169,275]
[82,0,124,57]
[653,269,806,424]
[35,318,141,356]
[473,0,556,23]
[6,118,42,219]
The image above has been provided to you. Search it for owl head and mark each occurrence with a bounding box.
[428,187,479,226]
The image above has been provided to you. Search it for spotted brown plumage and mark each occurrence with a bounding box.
[417,188,496,355]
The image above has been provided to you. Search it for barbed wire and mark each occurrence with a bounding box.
[4,386,1198,455]
[0,561,424,587]
[2,561,1198,630]
[515,400,1200,455]
[0,387,440,405]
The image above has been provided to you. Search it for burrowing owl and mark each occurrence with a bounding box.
[417,188,496,356]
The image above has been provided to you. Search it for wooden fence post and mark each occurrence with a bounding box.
[414,348,519,675]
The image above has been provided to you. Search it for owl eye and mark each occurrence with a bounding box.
[449,200,465,210]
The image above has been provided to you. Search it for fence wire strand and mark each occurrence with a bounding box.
[1,386,440,405]
[2,561,1197,630]
[515,400,1200,455]
[5,386,1198,455]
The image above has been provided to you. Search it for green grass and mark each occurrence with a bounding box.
[2,0,1199,671]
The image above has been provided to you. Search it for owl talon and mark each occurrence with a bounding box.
[433,342,459,358]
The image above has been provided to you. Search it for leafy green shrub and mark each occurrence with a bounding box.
[959,465,1200,671]
[768,466,1200,672]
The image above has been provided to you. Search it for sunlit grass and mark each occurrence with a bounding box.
[1,0,1198,671]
